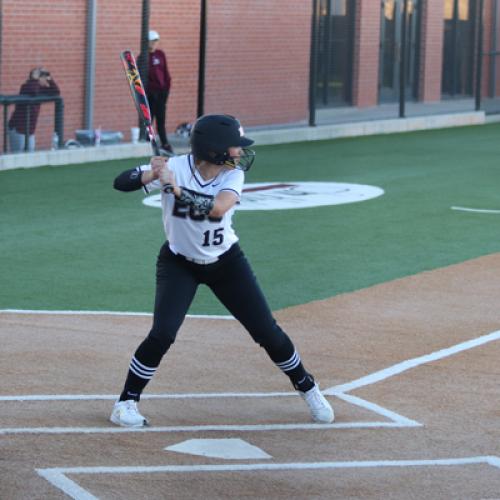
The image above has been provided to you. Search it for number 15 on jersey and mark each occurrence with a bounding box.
[202,228,224,247]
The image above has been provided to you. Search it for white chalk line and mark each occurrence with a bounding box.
[325,329,500,395]
[37,470,98,500]
[0,391,294,402]
[451,206,500,214]
[0,421,411,436]
[333,392,421,427]
[0,309,234,320]
[37,456,500,500]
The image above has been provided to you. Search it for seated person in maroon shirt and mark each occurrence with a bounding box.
[8,67,60,153]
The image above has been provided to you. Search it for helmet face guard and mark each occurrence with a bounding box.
[223,147,255,171]
[190,114,256,171]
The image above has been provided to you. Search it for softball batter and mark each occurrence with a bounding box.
[111,114,334,427]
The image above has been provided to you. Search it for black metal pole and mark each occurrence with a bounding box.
[0,0,3,93]
[323,0,331,106]
[84,0,97,131]
[24,106,30,152]
[3,104,8,153]
[399,0,408,118]
[55,97,64,148]
[489,0,498,97]
[451,0,459,95]
[197,0,207,118]
[475,0,484,111]
[309,0,319,127]
[138,0,150,140]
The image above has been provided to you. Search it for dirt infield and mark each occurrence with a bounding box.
[1,254,500,499]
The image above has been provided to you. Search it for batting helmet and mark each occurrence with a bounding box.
[190,114,255,171]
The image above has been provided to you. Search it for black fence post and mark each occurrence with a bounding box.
[309,0,319,127]
[197,0,207,118]
[24,106,31,152]
[3,104,8,153]
[399,0,409,118]
[138,0,150,141]
[55,97,64,148]
[475,0,484,111]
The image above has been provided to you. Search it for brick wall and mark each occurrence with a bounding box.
[419,0,444,102]
[352,0,380,107]
[481,0,500,97]
[203,0,311,126]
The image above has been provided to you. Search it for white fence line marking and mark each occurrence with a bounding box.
[325,330,500,395]
[0,309,234,320]
[37,456,500,499]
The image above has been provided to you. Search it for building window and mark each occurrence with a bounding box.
[315,0,355,107]
[379,0,421,103]
[442,0,477,97]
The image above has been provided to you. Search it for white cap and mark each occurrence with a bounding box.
[148,30,160,41]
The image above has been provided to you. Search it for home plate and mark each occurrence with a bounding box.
[165,438,272,460]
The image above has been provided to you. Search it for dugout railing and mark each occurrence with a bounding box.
[0,95,64,154]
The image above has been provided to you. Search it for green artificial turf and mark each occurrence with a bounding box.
[1,123,500,314]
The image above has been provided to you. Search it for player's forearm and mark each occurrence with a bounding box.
[209,195,236,218]
[209,191,238,218]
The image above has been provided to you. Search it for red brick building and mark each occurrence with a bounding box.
[0,0,498,151]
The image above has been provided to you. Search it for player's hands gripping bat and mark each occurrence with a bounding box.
[120,50,160,156]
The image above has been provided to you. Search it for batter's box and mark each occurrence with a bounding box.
[37,456,500,499]
[0,391,421,435]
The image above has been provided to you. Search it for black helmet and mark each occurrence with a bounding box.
[190,114,256,171]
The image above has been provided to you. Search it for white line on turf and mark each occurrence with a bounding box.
[451,206,500,214]
[36,456,500,500]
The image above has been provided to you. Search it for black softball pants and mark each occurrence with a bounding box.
[149,242,293,358]
[119,242,312,400]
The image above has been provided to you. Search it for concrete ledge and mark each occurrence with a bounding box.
[0,110,486,171]
[250,111,485,145]
[0,142,159,171]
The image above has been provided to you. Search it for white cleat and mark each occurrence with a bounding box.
[299,383,334,423]
[110,400,149,427]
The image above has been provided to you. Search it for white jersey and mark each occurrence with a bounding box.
[140,154,244,261]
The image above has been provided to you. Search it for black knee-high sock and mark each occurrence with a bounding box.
[119,336,170,401]
[264,334,315,392]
